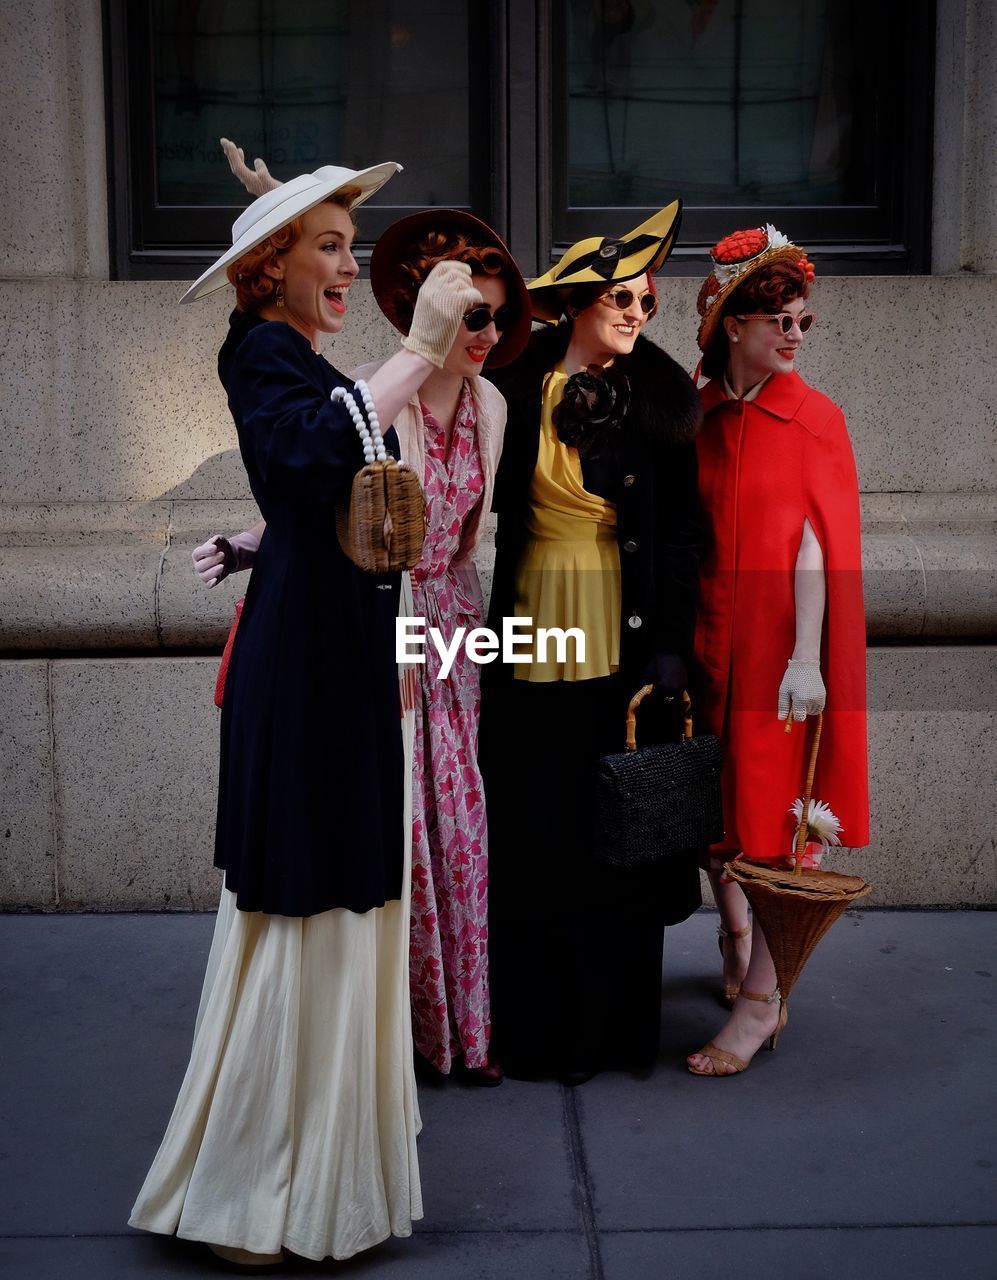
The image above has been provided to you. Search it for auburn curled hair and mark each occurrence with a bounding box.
[391,232,510,332]
[226,187,362,314]
[701,259,810,381]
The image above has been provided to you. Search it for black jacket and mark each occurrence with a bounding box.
[484,323,704,687]
[214,312,405,916]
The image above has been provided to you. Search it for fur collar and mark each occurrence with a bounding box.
[489,322,702,447]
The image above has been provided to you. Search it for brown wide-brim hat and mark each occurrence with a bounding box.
[527,200,682,324]
[696,223,813,351]
[370,210,532,368]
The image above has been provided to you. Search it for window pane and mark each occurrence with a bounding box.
[153,0,471,208]
[567,0,875,208]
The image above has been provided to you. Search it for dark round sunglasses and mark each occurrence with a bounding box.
[463,304,516,333]
[600,286,657,316]
[735,311,816,334]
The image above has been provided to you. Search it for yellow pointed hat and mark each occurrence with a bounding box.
[528,200,682,323]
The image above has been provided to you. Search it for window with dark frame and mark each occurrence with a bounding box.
[106,0,497,276]
[106,0,934,280]
[547,0,935,273]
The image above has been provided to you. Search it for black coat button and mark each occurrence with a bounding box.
[622,473,636,487]
[623,539,638,553]
[628,614,643,629]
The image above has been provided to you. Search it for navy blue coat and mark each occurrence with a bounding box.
[214,312,405,916]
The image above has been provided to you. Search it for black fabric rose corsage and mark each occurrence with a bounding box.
[552,364,631,455]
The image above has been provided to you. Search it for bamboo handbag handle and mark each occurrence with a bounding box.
[792,710,824,869]
[625,687,694,753]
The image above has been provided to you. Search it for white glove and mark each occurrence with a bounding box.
[401,261,483,368]
[191,531,260,588]
[220,137,282,196]
[777,659,826,721]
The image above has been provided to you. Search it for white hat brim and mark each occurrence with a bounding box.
[179,161,403,304]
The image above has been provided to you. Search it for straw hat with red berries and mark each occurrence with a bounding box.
[696,224,816,352]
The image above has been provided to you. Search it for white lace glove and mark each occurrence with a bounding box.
[401,261,482,368]
[777,659,826,721]
[191,531,260,588]
[220,137,282,196]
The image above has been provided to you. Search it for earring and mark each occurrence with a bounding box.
[731,333,739,343]
[275,284,285,309]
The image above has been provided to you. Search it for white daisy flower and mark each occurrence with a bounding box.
[789,797,843,853]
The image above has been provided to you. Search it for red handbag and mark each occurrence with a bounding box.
[214,597,244,708]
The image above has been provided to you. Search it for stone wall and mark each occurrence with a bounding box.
[2,274,995,502]
[1,276,994,910]
[3,648,993,911]
[1,0,995,910]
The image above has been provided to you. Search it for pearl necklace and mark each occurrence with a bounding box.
[330,378,387,464]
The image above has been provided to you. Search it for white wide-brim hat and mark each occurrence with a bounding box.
[180,161,402,304]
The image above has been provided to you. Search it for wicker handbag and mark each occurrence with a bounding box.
[593,685,724,869]
[331,381,426,574]
[724,713,871,1006]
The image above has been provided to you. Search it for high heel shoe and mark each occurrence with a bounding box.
[455,1054,504,1087]
[717,921,751,1005]
[687,988,788,1077]
[207,1243,285,1269]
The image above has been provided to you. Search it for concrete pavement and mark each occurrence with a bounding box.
[0,909,994,1279]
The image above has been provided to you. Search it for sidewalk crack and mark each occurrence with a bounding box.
[562,1085,604,1280]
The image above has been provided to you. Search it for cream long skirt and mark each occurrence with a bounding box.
[129,667,421,1261]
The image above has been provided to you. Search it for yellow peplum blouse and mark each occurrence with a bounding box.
[512,365,621,682]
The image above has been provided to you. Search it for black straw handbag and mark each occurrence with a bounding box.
[594,686,724,869]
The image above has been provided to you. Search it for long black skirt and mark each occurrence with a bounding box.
[480,673,701,1078]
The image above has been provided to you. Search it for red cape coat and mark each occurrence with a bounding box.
[694,371,869,863]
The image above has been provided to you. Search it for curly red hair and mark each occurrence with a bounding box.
[391,232,511,332]
[227,187,361,313]
[701,259,811,380]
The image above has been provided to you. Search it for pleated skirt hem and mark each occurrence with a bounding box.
[163,1211,422,1264]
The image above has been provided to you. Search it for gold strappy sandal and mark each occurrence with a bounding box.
[687,988,788,1077]
[717,921,752,1005]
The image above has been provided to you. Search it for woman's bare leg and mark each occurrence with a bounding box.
[687,917,782,1075]
[705,858,752,996]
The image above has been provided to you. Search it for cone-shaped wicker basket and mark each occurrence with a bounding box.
[725,713,871,1004]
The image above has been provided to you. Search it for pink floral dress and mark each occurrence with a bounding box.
[409,382,491,1072]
